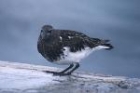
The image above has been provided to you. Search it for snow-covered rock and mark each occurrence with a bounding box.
[0,61,140,93]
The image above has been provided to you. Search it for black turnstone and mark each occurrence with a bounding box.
[37,25,113,76]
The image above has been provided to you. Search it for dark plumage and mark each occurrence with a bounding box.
[37,25,113,76]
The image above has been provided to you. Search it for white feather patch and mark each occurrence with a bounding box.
[59,36,62,40]
[56,45,108,64]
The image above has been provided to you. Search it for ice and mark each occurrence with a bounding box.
[0,61,140,93]
[0,67,58,89]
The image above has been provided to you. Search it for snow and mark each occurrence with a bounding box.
[0,61,64,93]
[0,61,140,93]
[0,67,57,89]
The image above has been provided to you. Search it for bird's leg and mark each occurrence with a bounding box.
[52,64,74,76]
[66,63,80,75]
[45,63,78,76]
[44,70,64,76]
[60,64,74,73]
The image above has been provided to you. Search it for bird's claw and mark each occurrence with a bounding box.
[53,72,71,76]
[44,70,71,76]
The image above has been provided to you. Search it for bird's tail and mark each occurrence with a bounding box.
[99,39,113,50]
[91,38,113,50]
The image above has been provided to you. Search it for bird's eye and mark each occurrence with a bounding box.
[46,30,51,36]
[48,30,51,33]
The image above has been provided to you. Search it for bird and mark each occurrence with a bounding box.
[37,25,113,76]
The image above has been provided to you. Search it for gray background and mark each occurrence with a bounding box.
[0,0,140,78]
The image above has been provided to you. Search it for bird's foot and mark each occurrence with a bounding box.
[53,72,71,76]
[44,70,71,76]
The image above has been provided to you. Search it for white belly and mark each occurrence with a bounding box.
[56,46,108,64]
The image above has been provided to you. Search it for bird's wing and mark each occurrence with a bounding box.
[58,30,99,52]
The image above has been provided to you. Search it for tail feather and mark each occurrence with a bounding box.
[101,43,113,50]
[91,38,113,50]
[100,39,109,44]
[100,40,113,50]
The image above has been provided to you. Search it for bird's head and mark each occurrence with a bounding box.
[40,25,53,39]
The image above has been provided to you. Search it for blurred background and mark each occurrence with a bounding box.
[0,0,140,78]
